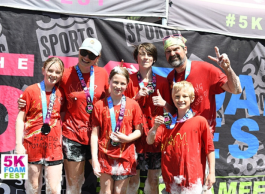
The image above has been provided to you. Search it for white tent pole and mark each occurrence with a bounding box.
[162,0,169,26]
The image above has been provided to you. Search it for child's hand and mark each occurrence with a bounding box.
[152,89,166,107]
[135,87,149,100]
[111,132,129,143]
[92,159,101,178]
[205,172,216,190]
[17,94,26,109]
[154,116,164,128]
[15,144,26,154]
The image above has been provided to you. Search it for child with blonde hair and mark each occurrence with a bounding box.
[146,80,215,194]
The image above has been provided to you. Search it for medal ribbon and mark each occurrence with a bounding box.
[40,81,56,124]
[137,71,156,93]
[173,59,192,83]
[165,109,194,129]
[75,65,94,106]
[107,95,126,133]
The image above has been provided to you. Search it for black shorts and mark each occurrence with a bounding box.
[62,136,91,162]
[111,174,133,181]
[28,159,63,166]
[136,152,161,171]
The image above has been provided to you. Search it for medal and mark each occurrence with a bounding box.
[110,139,120,147]
[41,123,51,135]
[137,71,156,94]
[163,112,172,125]
[107,95,126,146]
[147,82,155,94]
[40,81,56,135]
[86,103,93,114]
[75,65,95,114]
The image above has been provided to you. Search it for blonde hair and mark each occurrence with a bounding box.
[109,66,130,84]
[43,57,64,74]
[43,57,65,87]
[172,81,195,100]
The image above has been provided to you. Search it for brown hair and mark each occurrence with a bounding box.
[133,43,157,63]
[172,81,195,100]
[109,66,130,84]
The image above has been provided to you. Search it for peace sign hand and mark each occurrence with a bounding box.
[208,46,230,71]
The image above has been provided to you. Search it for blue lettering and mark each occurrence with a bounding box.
[19,167,25,173]
[215,92,226,111]
[9,167,14,172]
[229,118,259,158]
[225,75,259,116]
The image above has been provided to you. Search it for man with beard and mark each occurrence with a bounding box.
[163,34,242,136]
[160,34,242,194]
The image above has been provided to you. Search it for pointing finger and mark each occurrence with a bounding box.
[215,46,220,59]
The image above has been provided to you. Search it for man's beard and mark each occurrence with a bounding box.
[169,55,186,68]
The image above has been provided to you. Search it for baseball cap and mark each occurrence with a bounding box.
[79,38,102,56]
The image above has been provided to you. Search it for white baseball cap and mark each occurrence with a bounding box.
[79,38,102,56]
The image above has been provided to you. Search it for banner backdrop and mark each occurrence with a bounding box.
[0,0,166,17]
[168,0,265,39]
[1,7,265,194]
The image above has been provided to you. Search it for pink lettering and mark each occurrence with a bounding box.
[4,156,12,167]
[61,0,72,4]
[99,0,103,5]
[0,53,34,76]
[14,156,25,167]
[78,0,89,5]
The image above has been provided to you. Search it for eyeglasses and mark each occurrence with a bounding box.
[79,49,98,60]
[162,34,186,45]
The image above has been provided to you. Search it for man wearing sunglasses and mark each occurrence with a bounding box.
[160,33,242,194]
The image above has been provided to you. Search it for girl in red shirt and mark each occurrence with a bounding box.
[91,66,143,194]
[15,57,65,194]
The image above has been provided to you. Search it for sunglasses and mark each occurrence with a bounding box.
[79,49,98,60]
[162,34,185,44]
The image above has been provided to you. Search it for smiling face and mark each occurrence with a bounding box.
[165,45,187,68]
[172,88,194,113]
[172,81,195,114]
[78,49,99,70]
[42,61,63,90]
[137,47,154,69]
[109,74,128,97]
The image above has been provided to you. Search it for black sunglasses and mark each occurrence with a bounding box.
[80,49,98,60]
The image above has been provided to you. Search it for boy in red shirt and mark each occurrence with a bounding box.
[146,81,215,193]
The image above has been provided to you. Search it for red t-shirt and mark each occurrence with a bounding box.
[61,65,109,145]
[92,97,143,176]
[167,61,227,134]
[125,72,173,153]
[154,116,214,193]
[21,83,65,162]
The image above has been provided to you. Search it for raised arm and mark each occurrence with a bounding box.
[146,116,164,145]
[208,46,242,94]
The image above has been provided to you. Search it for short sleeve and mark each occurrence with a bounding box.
[91,102,101,127]
[132,101,143,127]
[201,117,215,154]
[20,87,32,114]
[153,125,164,148]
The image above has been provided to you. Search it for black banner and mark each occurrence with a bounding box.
[1,7,265,194]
